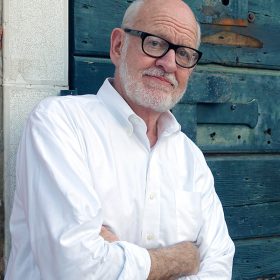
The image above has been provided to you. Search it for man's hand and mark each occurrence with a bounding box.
[100,226,119,242]
[148,241,200,279]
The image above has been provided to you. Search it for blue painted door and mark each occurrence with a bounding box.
[69,1,280,278]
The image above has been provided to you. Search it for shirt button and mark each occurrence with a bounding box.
[147,234,154,241]
[149,192,156,200]
[131,115,140,124]
[125,126,133,135]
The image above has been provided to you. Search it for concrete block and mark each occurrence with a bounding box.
[3,0,68,86]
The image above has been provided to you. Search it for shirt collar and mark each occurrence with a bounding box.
[157,111,181,137]
[97,78,135,135]
[97,78,181,137]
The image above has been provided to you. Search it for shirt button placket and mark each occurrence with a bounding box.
[142,193,159,248]
[141,151,161,248]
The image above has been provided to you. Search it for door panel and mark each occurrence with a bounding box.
[72,0,280,69]
[233,238,280,280]
[71,56,114,94]
[207,155,280,207]
[209,155,280,240]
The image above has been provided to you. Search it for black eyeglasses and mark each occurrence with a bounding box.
[123,28,202,68]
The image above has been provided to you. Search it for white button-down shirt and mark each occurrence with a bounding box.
[6,79,235,280]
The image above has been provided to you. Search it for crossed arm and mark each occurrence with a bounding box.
[100,226,200,279]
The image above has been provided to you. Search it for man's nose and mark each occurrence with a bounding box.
[155,49,177,73]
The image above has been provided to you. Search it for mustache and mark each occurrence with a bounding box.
[142,67,179,88]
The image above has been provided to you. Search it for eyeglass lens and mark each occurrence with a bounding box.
[143,35,199,68]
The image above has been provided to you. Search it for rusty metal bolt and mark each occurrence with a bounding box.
[248,12,255,23]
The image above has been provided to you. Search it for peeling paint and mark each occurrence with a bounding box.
[202,31,263,48]
[213,18,248,27]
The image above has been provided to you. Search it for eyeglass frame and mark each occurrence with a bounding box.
[123,28,202,68]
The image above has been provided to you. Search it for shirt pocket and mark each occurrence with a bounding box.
[175,190,202,242]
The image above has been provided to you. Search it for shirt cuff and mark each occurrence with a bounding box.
[115,241,151,279]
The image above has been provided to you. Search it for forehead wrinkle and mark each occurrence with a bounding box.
[141,16,198,47]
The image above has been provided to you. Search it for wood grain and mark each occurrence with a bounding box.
[71,0,280,69]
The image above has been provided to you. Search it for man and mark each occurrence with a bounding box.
[6,0,235,279]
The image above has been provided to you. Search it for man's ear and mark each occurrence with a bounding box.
[110,28,125,67]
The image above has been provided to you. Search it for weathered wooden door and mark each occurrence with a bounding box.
[69,0,280,279]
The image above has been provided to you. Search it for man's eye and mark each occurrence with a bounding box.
[145,36,166,48]
[150,41,160,47]
[178,49,189,58]
[147,39,161,48]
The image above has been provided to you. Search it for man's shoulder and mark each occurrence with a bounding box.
[176,131,203,154]
[173,131,207,166]
[31,94,102,118]
[37,94,98,110]
[24,94,106,130]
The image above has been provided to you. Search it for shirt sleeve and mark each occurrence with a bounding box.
[183,144,235,280]
[15,100,151,280]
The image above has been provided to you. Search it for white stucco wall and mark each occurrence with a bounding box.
[3,0,69,263]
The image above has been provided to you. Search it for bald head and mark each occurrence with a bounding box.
[122,0,201,48]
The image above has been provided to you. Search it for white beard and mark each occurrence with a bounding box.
[119,55,186,113]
